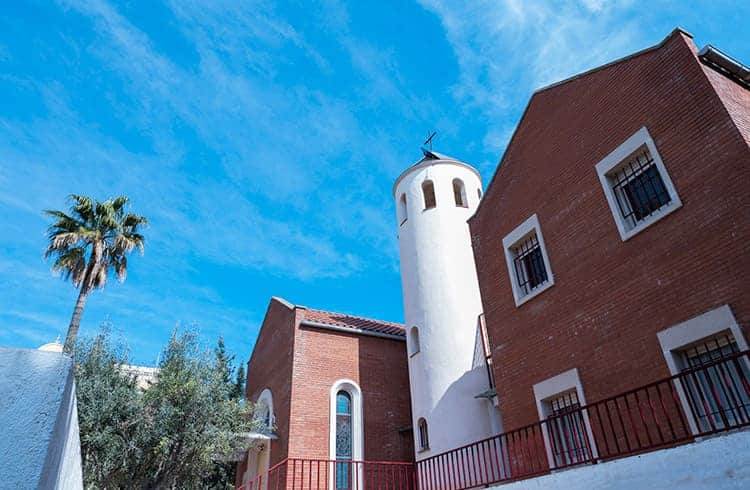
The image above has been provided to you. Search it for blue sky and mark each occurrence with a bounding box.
[1,0,748,365]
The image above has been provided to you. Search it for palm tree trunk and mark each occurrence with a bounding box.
[64,286,90,353]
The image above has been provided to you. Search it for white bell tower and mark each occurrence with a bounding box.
[394,148,499,459]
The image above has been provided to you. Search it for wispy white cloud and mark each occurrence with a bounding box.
[416,0,642,158]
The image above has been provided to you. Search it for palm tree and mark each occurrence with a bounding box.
[44,195,147,353]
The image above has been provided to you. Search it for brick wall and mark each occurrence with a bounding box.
[237,297,297,485]
[237,300,414,485]
[288,309,414,462]
[469,30,750,431]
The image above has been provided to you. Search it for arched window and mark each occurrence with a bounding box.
[408,327,420,356]
[255,389,275,433]
[422,180,436,209]
[418,418,430,451]
[398,193,408,225]
[330,380,363,489]
[453,179,468,207]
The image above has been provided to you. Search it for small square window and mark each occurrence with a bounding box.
[596,127,681,241]
[503,214,554,307]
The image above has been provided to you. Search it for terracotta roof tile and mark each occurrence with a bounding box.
[302,308,405,337]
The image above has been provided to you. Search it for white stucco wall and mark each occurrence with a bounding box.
[394,156,498,458]
[493,430,750,490]
[0,347,84,489]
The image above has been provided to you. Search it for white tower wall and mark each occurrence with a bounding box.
[394,154,497,459]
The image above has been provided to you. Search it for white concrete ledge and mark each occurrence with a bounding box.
[491,429,750,490]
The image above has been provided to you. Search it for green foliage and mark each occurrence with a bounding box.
[75,326,256,489]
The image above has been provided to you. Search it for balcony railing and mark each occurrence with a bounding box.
[417,349,750,490]
[237,350,750,489]
[237,458,417,490]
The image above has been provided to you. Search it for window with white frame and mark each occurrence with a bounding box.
[546,391,590,467]
[657,305,750,436]
[595,127,681,241]
[329,380,364,489]
[533,368,597,469]
[677,333,750,432]
[255,389,275,434]
[502,214,554,306]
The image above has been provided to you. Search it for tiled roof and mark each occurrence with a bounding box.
[301,308,405,337]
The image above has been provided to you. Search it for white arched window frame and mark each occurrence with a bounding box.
[422,180,436,209]
[329,379,364,488]
[408,327,420,357]
[453,178,468,207]
[255,388,275,433]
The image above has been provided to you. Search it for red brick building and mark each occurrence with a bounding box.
[236,297,414,488]
[235,28,750,490]
[469,28,750,435]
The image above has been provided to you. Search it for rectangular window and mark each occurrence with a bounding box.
[503,214,555,307]
[546,391,590,467]
[595,127,681,241]
[610,150,671,227]
[679,334,750,432]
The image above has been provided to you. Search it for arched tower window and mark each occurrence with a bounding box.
[418,418,430,451]
[422,180,436,209]
[453,178,468,207]
[330,380,363,489]
[408,327,420,356]
[398,193,408,225]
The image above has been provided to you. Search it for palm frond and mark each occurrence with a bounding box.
[51,246,87,287]
[113,256,127,283]
[68,195,95,223]
[121,213,148,229]
[93,264,107,289]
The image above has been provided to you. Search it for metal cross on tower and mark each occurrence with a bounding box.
[423,131,437,150]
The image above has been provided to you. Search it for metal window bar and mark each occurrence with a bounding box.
[548,392,589,467]
[680,334,750,431]
[609,149,671,228]
[513,234,548,296]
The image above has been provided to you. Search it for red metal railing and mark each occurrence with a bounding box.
[237,350,750,489]
[416,349,750,490]
[237,458,417,490]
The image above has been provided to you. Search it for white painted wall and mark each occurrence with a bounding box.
[0,347,84,489]
[492,430,750,490]
[394,155,497,459]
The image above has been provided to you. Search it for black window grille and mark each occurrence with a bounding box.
[513,234,548,296]
[547,391,589,466]
[609,149,671,228]
[680,334,750,431]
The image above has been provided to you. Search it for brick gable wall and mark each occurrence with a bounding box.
[288,313,414,462]
[469,31,750,431]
